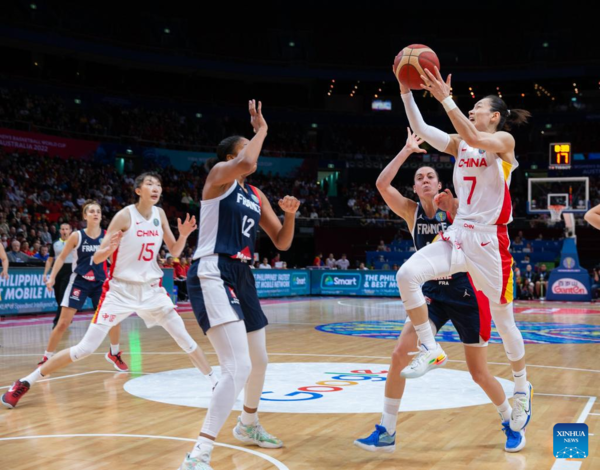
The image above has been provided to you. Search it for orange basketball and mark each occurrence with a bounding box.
[394,44,441,90]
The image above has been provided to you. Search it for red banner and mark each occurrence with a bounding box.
[0,128,100,159]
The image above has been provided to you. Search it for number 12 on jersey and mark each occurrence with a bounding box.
[241,215,255,238]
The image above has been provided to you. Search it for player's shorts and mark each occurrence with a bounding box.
[420,277,492,346]
[91,277,176,328]
[61,273,103,310]
[187,254,268,334]
[440,220,514,305]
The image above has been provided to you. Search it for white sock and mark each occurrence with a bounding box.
[496,398,512,422]
[413,321,436,351]
[110,344,120,355]
[44,351,55,358]
[512,368,528,394]
[190,436,214,460]
[241,410,258,426]
[205,370,218,388]
[380,397,401,434]
[21,368,44,386]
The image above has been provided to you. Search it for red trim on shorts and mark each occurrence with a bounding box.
[495,181,512,225]
[247,185,262,208]
[466,273,492,342]
[497,225,513,304]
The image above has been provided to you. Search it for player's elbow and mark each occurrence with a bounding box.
[275,241,292,252]
[375,179,389,193]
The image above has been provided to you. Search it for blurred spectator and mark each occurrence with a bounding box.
[7,240,35,263]
[325,253,336,268]
[336,254,350,270]
[271,253,281,268]
[377,240,387,251]
[313,252,323,266]
[259,258,271,269]
[534,264,549,298]
[34,245,50,262]
[358,262,368,270]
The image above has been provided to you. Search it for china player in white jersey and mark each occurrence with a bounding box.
[394,67,533,434]
[2,173,216,409]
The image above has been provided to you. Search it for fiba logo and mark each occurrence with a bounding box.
[435,211,447,222]
[250,194,260,204]
[563,257,576,269]
[153,218,160,226]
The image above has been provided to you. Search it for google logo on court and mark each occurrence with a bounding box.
[260,369,388,402]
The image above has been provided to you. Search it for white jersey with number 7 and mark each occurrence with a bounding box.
[110,205,164,283]
[453,139,518,226]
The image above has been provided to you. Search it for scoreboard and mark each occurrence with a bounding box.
[549,142,571,170]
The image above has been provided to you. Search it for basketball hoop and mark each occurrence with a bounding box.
[548,205,566,222]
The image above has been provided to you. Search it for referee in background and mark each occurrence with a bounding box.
[43,223,74,328]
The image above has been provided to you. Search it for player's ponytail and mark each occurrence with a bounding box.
[485,95,531,132]
[206,135,245,172]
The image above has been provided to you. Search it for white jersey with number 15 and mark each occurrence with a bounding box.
[110,205,164,283]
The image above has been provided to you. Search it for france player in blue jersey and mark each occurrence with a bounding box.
[182,101,301,470]
[43,200,127,371]
[354,129,524,454]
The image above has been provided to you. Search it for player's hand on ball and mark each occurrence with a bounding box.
[392,65,410,94]
[420,66,452,103]
[178,213,197,237]
[278,196,300,214]
[434,189,454,212]
[249,99,268,133]
[405,127,427,155]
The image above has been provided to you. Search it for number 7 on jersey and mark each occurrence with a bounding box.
[464,176,477,205]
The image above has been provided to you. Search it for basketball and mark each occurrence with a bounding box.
[394,44,441,90]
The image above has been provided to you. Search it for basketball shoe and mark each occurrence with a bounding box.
[178,452,213,470]
[510,382,533,431]
[502,421,526,452]
[105,350,129,372]
[354,424,396,453]
[233,417,283,448]
[1,380,30,409]
[400,343,447,379]
[37,356,49,367]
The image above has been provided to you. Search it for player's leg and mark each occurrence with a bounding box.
[180,320,251,470]
[464,345,525,452]
[397,239,463,378]
[1,322,112,408]
[355,319,428,452]
[41,306,77,364]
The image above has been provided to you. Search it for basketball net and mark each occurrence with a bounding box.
[548,205,566,223]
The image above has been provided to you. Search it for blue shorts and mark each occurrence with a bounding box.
[187,255,268,334]
[423,275,491,345]
[61,274,103,311]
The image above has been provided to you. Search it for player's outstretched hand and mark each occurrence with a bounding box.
[249,99,268,134]
[278,196,300,214]
[420,66,452,103]
[392,64,411,95]
[434,189,454,212]
[178,214,198,237]
[404,127,427,155]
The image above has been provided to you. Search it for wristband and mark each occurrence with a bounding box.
[442,96,457,112]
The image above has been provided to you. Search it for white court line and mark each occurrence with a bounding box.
[588,413,600,416]
[0,370,139,390]
[577,397,596,423]
[3,351,600,374]
[0,433,288,470]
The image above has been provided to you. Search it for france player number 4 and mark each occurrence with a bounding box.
[241,215,255,238]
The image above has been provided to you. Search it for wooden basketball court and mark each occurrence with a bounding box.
[1,298,598,469]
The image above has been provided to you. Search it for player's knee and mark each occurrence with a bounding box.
[391,345,410,369]
[469,367,490,386]
[69,342,95,362]
[54,320,70,334]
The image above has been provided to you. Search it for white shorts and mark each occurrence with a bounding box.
[440,220,514,305]
[92,277,177,328]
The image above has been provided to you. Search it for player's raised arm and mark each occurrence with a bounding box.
[0,243,8,280]
[93,209,129,264]
[584,203,600,230]
[205,100,268,188]
[160,209,197,258]
[46,232,79,291]
[254,187,300,251]
[376,128,425,224]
